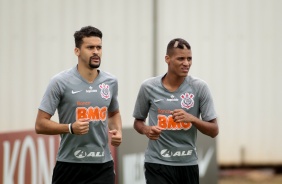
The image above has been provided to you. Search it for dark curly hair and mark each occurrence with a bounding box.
[166,38,191,56]
[74,26,103,48]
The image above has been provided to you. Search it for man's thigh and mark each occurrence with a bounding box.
[144,162,199,184]
[52,161,115,184]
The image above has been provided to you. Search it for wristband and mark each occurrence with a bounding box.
[68,123,73,134]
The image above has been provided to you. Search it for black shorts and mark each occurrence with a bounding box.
[52,161,115,184]
[144,162,199,184]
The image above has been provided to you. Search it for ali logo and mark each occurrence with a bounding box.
[74,150,87,158]
[160,149,193,157]
[99,83,110,100]
[180,92,194,109]
[74,150,105,158]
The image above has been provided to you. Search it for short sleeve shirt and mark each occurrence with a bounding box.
[39,66,119,163]
[133,74,217,166]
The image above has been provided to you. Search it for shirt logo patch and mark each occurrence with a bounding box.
[99,83,110,100]
[153,99,163,103]
[166,95,179,102]
[72,90,83,94]
[74,150,105,158]
[74,150,87,158]
[86,86,97,93]
[160,149,193,157]
[180,92,194,109]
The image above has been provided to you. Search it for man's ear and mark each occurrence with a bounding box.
[74,47,80,56]
[165,55,170,64]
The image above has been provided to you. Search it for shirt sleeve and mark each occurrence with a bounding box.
[108,79,119,113]
[38,77,62,116]
[133,82,150,120]
[199,81,217,121]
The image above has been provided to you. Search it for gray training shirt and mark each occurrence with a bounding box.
[39,66,119,163]
[133,74,217,166]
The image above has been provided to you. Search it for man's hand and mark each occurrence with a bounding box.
[144,126,163,140]
[171,109,195,123]
[109,129,122,147]
[72,118,90,135]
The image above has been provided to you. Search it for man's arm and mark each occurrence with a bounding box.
[35,109,90,135]
[108,110,122,147]
[35,109,69,135]
[190,118,218,138]
[171,109,219,138]
[134,119,163,140]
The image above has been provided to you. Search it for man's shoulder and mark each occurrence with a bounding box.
[187,75,211,93]
[99,70,118,81]
[142,75,162,86]
[49,67,76,84]
[188,75,208,86]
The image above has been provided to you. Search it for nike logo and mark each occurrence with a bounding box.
[153,99,163,102]
[72,90,83,94]
[199,147,214,177]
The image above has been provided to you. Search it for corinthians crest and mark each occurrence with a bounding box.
[180,92,194,109]
[99,83,110,100]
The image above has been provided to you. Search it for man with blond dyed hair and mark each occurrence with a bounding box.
[133,38,218,184]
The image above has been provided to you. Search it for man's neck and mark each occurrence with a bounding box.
[77,64,99,83]
[162,73,185,92]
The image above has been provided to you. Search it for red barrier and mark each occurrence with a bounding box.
[0,130,117,184]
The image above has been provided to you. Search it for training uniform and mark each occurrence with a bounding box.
[133,74,217,184]
[39,65,119,183]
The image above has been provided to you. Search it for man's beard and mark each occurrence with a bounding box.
[89,62,100,69]
[89,57,101,69]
